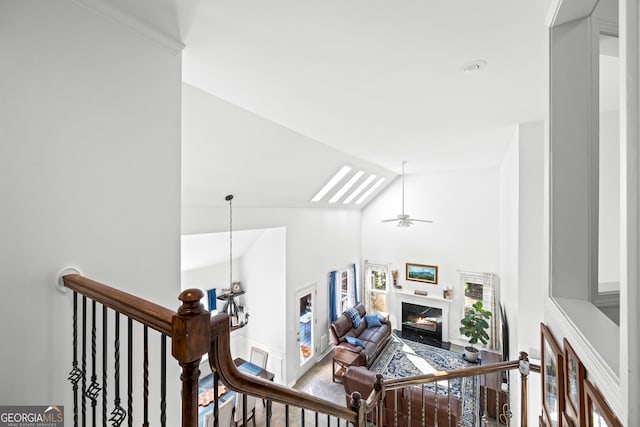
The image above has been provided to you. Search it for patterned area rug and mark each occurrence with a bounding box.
[370,334,478,425]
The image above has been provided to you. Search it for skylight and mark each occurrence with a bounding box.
[311,165,352,202]
[343,174,376,204]
[329,170,364,203]
[355,177,385,205]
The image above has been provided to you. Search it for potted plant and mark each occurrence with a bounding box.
[459,300,492,362]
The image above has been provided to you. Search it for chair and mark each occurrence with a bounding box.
[232,393,257,427]
[249,347,268,370]
[249,347,269,407]
[204,396,234,427]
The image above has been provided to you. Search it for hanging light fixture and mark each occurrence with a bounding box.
[223,194,248,330]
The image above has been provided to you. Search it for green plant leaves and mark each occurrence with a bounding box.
[459,301,492,346]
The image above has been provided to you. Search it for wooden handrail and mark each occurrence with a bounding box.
[384,358,541,390]
[384,359,519,389]
[208,313,359,423]
[63,274,175,335]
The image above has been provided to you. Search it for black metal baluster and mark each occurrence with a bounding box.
[285,404,289,427]
[82,296,87,427]
[143,326,149,427]
[301,408,305,426]
[212,370,219,427]
[242,394,247,427]
[102,305,107,427]
[314,411,318,427]
[109,313,125,427]
[127,318,133,427]
[68,291,83,427]
[86,300,102,427]
[447,380,452,427]
[160,334,167,427]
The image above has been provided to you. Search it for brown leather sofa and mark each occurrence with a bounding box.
[329,303,391,368]
[343,366,462,426]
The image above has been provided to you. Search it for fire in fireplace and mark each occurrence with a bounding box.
[401,302,445,348]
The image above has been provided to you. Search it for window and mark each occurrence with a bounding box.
[458,271,498,351]
[365,263,389,314]
[463,282,483,313]
[338,269,352,314]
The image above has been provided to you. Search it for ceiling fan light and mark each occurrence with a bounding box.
[382,161,433,226]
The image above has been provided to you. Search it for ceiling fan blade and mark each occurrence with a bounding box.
[381,219,399,223]
[410,219,434,223]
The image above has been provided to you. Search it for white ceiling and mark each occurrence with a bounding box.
[105,0,548,207]
[178,0,547,174]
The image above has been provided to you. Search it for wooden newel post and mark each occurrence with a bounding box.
[374,373,384,427]
[349,392,363,427]
[172,289,211,427]
[519,351,530,427]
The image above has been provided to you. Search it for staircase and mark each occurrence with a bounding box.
[62,274,539,427]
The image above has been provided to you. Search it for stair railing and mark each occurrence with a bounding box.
[63,273,539,427]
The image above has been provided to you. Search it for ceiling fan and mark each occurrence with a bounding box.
[381,161,433,227]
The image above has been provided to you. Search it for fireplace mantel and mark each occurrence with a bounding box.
[392,288,452,342]
[393,288,453,305]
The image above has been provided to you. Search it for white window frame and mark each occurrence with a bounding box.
[364,262,390,315]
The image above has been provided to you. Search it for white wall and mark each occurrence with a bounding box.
[361,168,500,343]
[499,122,545,426]
[240,228,287,383]
[183,204,361,388]
[517,121,546,357]
[499,129,520,361]
[0,1,181,426]
[181,261,242,309]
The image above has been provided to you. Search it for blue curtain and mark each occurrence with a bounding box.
[207,288,217,312]
[329,271,337,322]
[352,263,358,304]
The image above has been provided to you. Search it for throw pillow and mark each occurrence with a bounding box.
[343,307,362,328]
[344,335,365,348]
[364,314,382,328]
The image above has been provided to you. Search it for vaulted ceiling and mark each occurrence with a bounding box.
[105,0,547,208]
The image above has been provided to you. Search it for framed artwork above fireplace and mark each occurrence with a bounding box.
[406,263,438,284]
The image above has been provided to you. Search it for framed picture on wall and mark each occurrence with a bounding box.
[405,263,438,284]
[541,323,564,427]
[563,338,586,426]
[583,380,622,427]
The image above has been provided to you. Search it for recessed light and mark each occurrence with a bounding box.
[329,170,364,203]
[355,177,386,205]
[461,59,487,73]
[344,174,376,204]
[311,165,352,202]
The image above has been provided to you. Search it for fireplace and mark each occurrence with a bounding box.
[400,302,446,348]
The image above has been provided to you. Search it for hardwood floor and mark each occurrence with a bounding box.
[247,350,348,426]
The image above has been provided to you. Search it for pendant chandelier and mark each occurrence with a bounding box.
[224,194,248,330]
